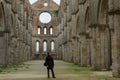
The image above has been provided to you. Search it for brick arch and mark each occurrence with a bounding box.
[49,26,53,34]
[36,40,40,47]
[42,39,47,41]
[50,25,53,28]
[37,26,42,35]
[50,40,55,43]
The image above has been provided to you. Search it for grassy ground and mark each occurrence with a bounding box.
[68,63,120,80]
[0,60,119,80]
[0,63,24,73]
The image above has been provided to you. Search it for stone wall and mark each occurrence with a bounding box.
[57,0,120,77]
[0,0,33,66]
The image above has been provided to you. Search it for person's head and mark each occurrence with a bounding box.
[47,52,50,55]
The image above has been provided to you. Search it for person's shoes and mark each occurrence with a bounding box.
[53,77,56,78]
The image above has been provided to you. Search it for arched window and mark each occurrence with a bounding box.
[50,27,53,35]
[38,27,41,35]
[43,41,47,52]
[44,27,47,35]
[36,41,40,54]
[51,41,55,51]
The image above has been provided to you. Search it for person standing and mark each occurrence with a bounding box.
[44,52,56,78]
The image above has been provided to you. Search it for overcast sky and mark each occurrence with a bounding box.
[29,0,61,5]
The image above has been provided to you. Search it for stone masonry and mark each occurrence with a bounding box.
[31,0,59,59]
[57,0,120,77]
[0,0,33,66]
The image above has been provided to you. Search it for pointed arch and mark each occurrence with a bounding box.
[50,26,53,35]
[35,40,40,54]
[0,2,6,32]
[43,40,47,52]
[50,40,55,52]
[38,26,41,35]
[85,7,89,24]
[44,26,47,35]
[85,6,89,33]
[11,14,14,36]
[76,15,80,34]
[98,0,108,24]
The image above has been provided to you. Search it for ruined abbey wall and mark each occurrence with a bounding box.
[0,0,33,66]
[57,0,120,77]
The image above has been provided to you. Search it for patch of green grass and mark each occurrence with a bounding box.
[0,63,24,73]
[70,63,91,72]
[68,63,120,80]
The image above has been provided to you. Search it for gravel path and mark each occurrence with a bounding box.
[0,60,119,80]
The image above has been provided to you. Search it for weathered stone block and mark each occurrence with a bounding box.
[71,0,79,14]
[109,0,120,13]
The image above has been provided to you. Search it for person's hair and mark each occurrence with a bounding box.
[47,52,50,55]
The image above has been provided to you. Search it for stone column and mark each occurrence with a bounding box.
[80,35,87,66]
[108,0,120,77]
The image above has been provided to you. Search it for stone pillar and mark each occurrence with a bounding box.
[80,35,87,66]
[0,33,6,66]
[108,0,120,77]
[86,37,92,67]
[91,27,99,70]
[90,25,112,70]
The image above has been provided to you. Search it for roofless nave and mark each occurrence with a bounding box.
[0,0,120,78]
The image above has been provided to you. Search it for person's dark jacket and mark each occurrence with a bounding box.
[44,55,54,69]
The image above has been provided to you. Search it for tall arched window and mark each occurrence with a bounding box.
[43,41,47,52]
[38,27,41,35]
[36,41,40,54]
[44,27,47,35]
[50,27,53,35]
[51,41,55,51]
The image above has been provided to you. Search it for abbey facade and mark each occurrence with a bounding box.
[57,0,120,77]
[31,0,58,59]
[0,0,33,66]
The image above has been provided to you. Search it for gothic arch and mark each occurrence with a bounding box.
[50,26,53,35]
[76,15,79,33]
[50,40,55,44]
[0,2,6,32]
[85,7,89,33]
[37,26,41,35]
[43,40,48,52]
[50,40,55,52]
[35,40,40,55]
[97,0,112,70]
[98,0,108,24]
[43,26,47,35]
[11,14,14,36]
[85,7,89,24]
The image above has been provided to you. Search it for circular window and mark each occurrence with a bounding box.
[39,12,51,24]
[44,3,48,7]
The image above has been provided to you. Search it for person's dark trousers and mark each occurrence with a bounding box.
[47,68,55,78]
